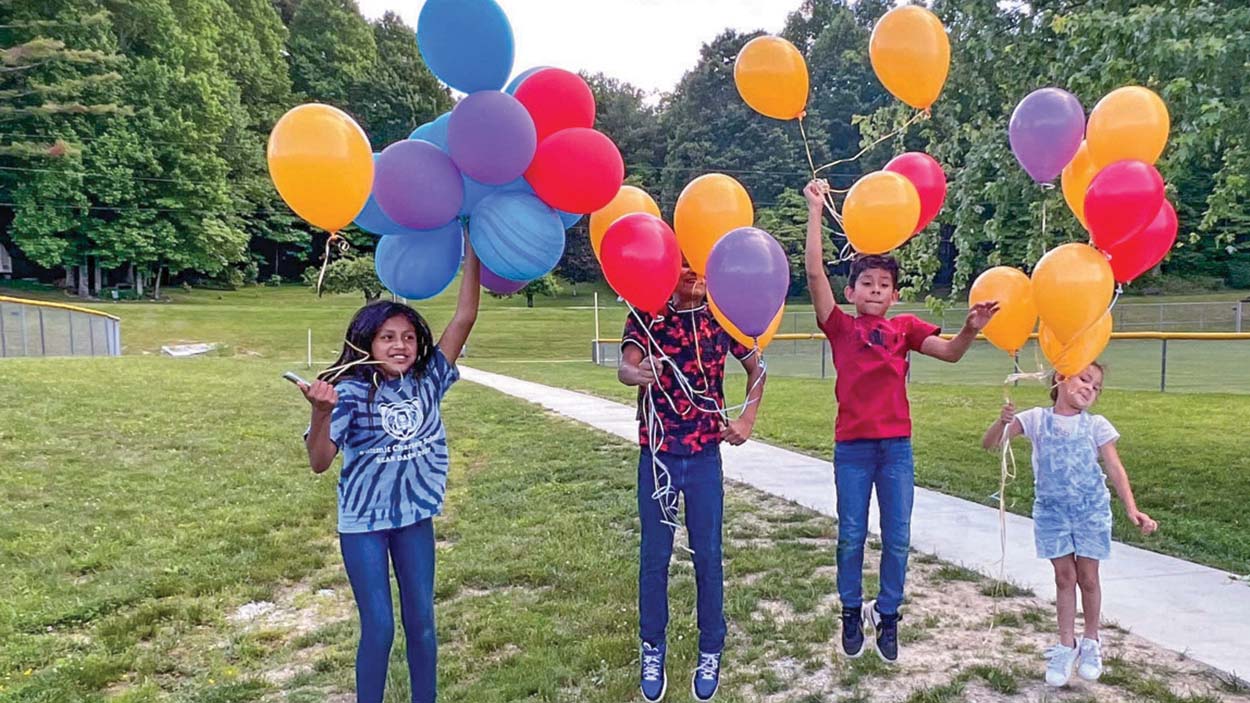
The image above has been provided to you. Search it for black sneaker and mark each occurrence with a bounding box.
[840,606,865,658]
[865,600,900,664]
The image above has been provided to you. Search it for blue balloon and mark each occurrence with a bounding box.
[460,176,529,218]
[469,191,565,282]
[408,112,450,149]
[417,0,514,94]
[505,66,548,95]
[559,211,583,229]
[375,220,465,300]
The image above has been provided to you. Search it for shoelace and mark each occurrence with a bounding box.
[1080,641,1102,666]
[1043,644,1076,669]
[642,652,663,681]
[695,653,720,681]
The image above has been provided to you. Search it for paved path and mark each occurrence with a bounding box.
[461,366,1250,678]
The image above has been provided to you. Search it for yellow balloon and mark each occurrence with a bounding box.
[589,186,661,259]
[1061,140,1097,230]
[734,35,809,121]
[1039,312,1112,377]
[1030,243,1114,344]
[842,171,920,255]
[969,266,1036,355]
[673,174,754,274]
[710,296,784,351]
[1087,86,1170,168]
[869,6,950,110]
[268,104,373,232]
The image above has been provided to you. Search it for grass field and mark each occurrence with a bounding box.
[2,282,1248,701]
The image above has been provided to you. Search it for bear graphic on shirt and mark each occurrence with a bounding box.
[379,397,425,442]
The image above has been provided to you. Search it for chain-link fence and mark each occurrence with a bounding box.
[0,296,122,358]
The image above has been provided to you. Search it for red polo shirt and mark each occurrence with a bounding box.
[819,305,939,442]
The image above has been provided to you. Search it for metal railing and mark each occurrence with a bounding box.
[0,295,122,358]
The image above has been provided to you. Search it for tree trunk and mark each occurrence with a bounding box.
[153,264,163,299]
[273,247,280,278]
[92,257,102,295]
[63,265,74,290]
[135,267,145,297]
[77,260,89,298]
[526,292,534,308]
[126,263,135,285]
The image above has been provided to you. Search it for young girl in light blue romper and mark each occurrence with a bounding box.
[983,362,1157,688]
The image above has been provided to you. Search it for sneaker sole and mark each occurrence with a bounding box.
[841,640,866,659]
[690,677,717,702]
[641,672,667,702]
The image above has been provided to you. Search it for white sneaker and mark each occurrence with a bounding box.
[1077,637,1103,681]
[1044,641,1080,687]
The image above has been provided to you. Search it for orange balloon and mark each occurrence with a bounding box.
[673,174,754,274]
[589,185,661,258]
[842,171,920,255]
[734,35,809,121]
[1061,140,1097,230]
[1039,312,1112,377]
[1087,86,1170,168]
[1031,243,1114,343]
[969,266,1036,355]
[869,6,950,110]
[710,296,784,351]
[267,104,373,232]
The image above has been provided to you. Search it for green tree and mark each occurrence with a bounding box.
[520,273,559,308]
[287,0,375,109]
[584,72,666,195]
[306,253,382,301]
[357,11,450,149]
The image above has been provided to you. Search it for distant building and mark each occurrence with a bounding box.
[0,243,12,277]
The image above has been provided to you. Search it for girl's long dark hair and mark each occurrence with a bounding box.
[318,301,435,386]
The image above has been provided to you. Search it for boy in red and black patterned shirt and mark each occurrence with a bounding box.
[619,260,766,701]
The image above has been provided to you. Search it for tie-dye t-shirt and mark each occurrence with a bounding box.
[323,349,459,533]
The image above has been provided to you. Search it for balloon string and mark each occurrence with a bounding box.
[812,109,927,175]
[798,114,844,225]
[315,232,351,298]
[1038,183,1055,255]
[319,337,385,384]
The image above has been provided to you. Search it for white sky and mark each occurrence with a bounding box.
[355,0,799,98]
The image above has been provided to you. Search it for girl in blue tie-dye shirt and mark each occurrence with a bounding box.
[301,240,480,703]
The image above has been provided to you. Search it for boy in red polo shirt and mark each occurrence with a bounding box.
[803,180,998,663]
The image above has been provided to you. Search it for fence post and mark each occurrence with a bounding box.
[19,303,28,356]
[0,301,6,357]
[593,291,600,364]
[1160,338,1168,393]
[1238,301,1244,334]
[38,307,46,355]
[306,328,312,369]
[69,311,75,354]
[88,316,95,356]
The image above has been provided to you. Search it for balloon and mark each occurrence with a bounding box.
[1031,243,1114,343]
[505,65,548,95]
[589,186,662,258]
[514,68,596,143]
[446,91,535,185]
[969,267,1036,355]
[461,176,526,218]
[559,211,583,229]
[468,191,565,281]
[480,262,528,295]
[525,128,624,214]
[883,152,946,234]
[600,213,682,313]
[1039,313,1112,377]
[1085,160,1165,252]
[354,153,418,236]
[373,140,463,230]
[733,35,809,121]
[704,227,790,338]
[673,174,754,274]
[416,0,513,93]
[1103,200,1177,284]
[710,295,784,351]
[375,220,464,300]
[1009,88,1085,183]
[1061,140,1097,229]
[1087,86,1170,168]
[409,112,450,148]
[842,171,921,255]
[267,104,373,232]
[869,6,950,110]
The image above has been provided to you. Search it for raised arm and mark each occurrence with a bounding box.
[803,180,836,327]
[437,233,481,364]
[920,301,1000,363]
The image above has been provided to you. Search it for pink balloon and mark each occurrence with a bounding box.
[884,152,946,235]
[1085,160,1165,252]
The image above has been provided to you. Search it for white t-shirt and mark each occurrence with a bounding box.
[1014,407,1120,484]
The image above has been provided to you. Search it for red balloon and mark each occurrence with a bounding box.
[884,152,946,234]
[1102,200,1177,284]
[525,128,624,214]
[514,68,596,143]
[1085,160,1165,251]
[599,213,681,313]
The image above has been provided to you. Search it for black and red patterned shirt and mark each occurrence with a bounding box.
[622,303,754,456]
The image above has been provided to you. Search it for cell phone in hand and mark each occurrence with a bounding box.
[282,371,309,387]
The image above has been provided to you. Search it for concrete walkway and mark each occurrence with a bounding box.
[461,366,1250,678]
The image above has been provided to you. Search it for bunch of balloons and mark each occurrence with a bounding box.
[267,0,628,300]
[592,174,789,350]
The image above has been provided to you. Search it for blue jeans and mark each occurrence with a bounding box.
[834,438,915,615]
[340,519,437,703]
[638,446,726,654]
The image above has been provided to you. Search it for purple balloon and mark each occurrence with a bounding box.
[1009,88,1085,183]
[480,262,528,295]
[448,90,536,185]
[705,227,789,339]
[374,140,463,230]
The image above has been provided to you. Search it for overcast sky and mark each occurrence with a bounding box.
[355,0,802,98]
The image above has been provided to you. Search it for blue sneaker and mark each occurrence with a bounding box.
[691,651,721,701]
[640,641,667,702]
